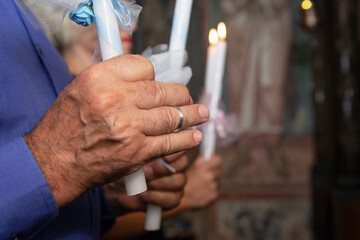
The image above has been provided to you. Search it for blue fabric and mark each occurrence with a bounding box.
[0,0,116,239]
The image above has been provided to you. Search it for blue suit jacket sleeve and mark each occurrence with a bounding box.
[0,138,58,239]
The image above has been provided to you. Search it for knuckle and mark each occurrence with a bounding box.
[167,108,179,130]
[72,67,97,94]
[121,143,141,161]
[175,157,189,172]
[142,56,155,79]
[166,193,182,209]
[186,131,197,146]
[177,84,191,104]
[173,174,186,189]
[149,107,176,132]
[183,86,191,103]
[80,65,105,88]
[88,88,128,115]
[139,81,156,99]
[112,118,132,136]
[82,65,99,81]
[160,107,176,130]
[151,136,172,158]
[116,135,145,161]
[90,92,114,111]
[130,55,154,80]
[154,83,168,105]
[150,141,164,158]
[164,135,173,155]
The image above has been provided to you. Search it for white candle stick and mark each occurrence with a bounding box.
[93,0,123,59]
[93,0,147,196]
[169,0,193,52]
[168,0,193,69]
[211,22,227,124]
[201,28,219,161]
[145,203,163,231]
[201,23,227,161]
[204,29,219,94]
[144,0,193,231]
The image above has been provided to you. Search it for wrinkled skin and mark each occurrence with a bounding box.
[23,55,209,208]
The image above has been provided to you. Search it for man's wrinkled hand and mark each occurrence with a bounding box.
[23,55,209,207]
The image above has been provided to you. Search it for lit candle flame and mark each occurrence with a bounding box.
[209,28,219,45]
[301,0,312,10]
[217,22,227,40]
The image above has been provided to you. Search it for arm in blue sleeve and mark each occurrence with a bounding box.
[0,137,58,239]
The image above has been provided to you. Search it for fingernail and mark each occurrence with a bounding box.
[198,105,210,118]
[193,131,203,143]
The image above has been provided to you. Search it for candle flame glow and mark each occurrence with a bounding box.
[217,22,227,40]
[209,28,219,45]
[301,0,312,10]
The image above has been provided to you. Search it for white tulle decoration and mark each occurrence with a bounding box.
[142,44,193,86]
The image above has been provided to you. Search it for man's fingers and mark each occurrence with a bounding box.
[147,173,186,191]
[162,152,186,163]
[145,130,203,159]
[144,155,189,180]
[132,81,193,109]
[139,105,209,135]
[208,155,222,169]
[104,54,155,82]
[140,190,183,209]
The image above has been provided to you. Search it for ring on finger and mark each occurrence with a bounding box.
[174,106,184,130]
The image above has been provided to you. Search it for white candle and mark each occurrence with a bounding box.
[168,0,193,69]
[145,203,163,231]
[169,0,193,52]
[93,0,123,60]
[212,22,227,118]
[144,0,194,231]
[201,23,227,161]
[201,28,219,161]
[93,0,147,196]
[204,29,219,96]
